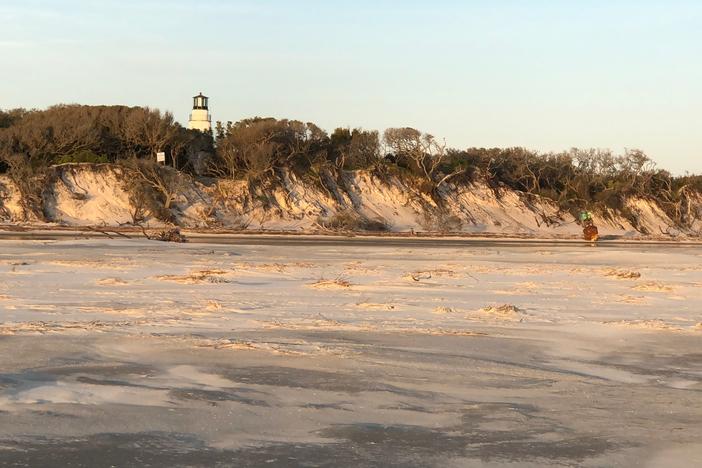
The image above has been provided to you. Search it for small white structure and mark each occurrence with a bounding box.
[188,92,211,132]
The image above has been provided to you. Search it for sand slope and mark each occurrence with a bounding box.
[1,163,700,238]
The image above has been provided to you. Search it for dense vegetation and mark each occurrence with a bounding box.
[1,104,700,227]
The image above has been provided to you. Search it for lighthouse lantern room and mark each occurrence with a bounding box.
[188,92,211,132]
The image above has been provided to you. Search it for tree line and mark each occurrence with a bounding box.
[1,104,700,228]
[0,105,211,170]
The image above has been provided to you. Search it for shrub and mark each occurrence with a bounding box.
[55,150,108,164]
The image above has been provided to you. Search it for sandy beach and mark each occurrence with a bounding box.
[0,237,701,466]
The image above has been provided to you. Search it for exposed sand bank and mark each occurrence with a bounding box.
[2,163,701,239]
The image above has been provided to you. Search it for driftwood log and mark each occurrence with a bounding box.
[140,226,187,243]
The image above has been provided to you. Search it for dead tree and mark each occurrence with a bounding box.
[120,158,187,222]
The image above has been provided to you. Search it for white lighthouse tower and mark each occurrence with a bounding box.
[188,92,211,132]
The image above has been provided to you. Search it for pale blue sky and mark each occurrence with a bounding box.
[2,0,700,173]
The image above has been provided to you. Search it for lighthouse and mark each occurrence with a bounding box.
[188,92,211,132]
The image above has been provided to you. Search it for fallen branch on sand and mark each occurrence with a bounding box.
[87,226,132,239]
